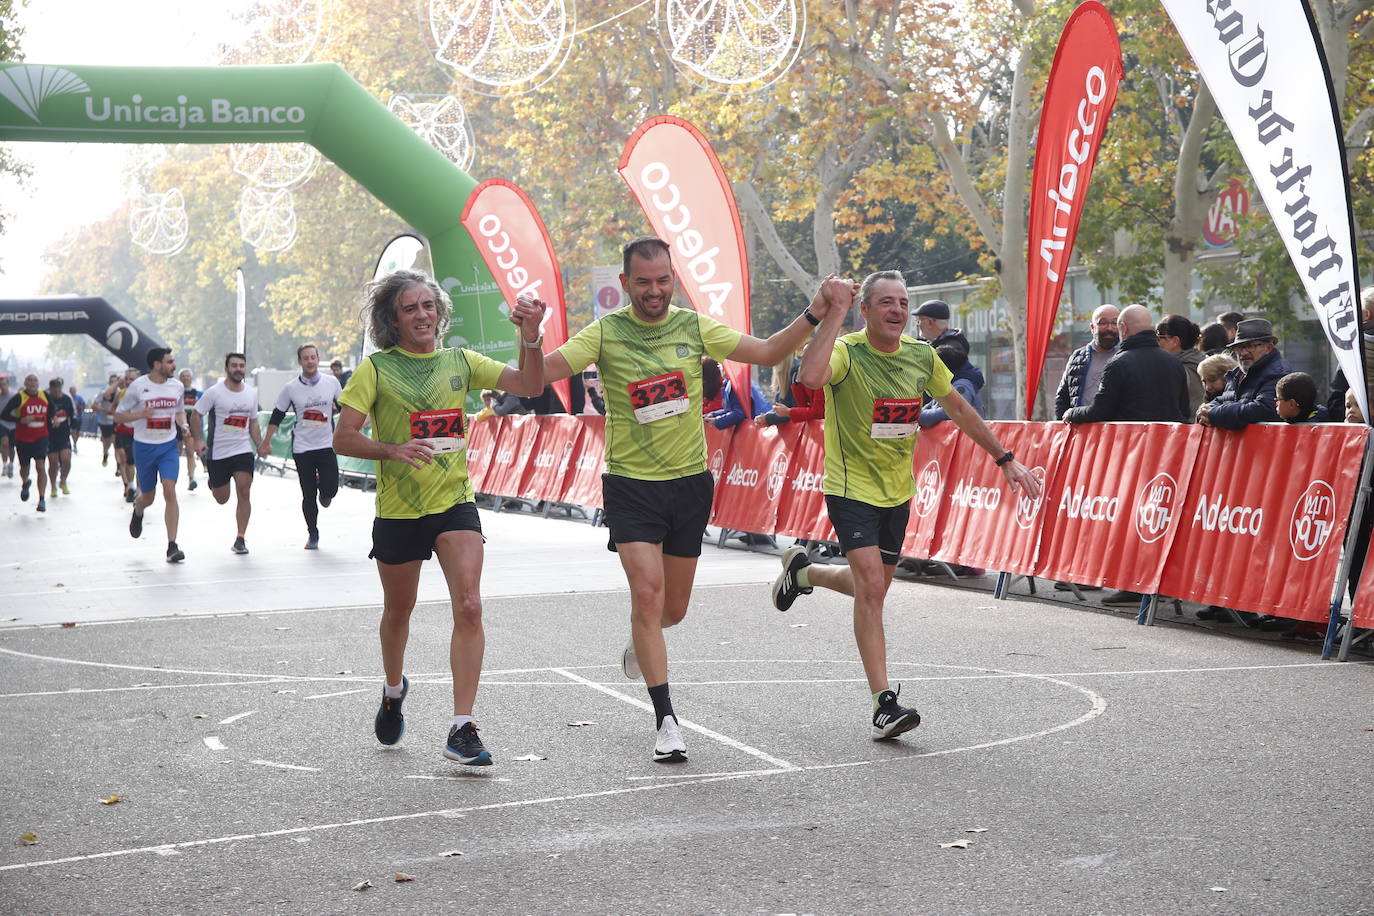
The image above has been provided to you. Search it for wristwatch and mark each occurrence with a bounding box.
[803,309,820,326]
[522,336,544,349]
[995,450,1014,467]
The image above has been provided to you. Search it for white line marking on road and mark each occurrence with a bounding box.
[249,760,319,772]
[304,688,370,700]
[218,711,257,725]
[405,774,512,783]
[0,679,292,699]
[0,646,374,682]
[203,737,226,751]
[550,667,796,771]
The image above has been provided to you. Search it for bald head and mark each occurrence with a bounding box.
[1117,305,1153,337]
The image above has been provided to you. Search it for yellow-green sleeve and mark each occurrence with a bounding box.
[698,313,744,361]
[555,321,602,375]
[338,356,377,415]
[924,349,955,398]
[827,342,851,384]
[464,349,508,392]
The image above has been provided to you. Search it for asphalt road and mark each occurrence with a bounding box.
[2,441,1372,914]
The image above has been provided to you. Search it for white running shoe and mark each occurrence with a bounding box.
[653,716,687,762]
[622,638,641,681]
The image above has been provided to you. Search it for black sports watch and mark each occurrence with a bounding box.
[994,450,1014,467]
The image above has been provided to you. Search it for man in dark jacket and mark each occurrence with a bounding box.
[1197,318,1292,429]
[1054,304,1119,418]
[912,299,985,394]
[1062,305,1190,424]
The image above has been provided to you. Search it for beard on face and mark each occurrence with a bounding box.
[1093,329,1119,349]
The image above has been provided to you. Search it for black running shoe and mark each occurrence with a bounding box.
[166,541,185,563]
[20,480,29,502]
[305,531,319,550]
[443,721,492,766]
[36,498,45,513]
[232,537,249,555]
[188,479,198,491]
[129,508,144,539]
[872,685,921,740]
[319,494,331,508]
[374,676,408,745]
[772,545,814,611]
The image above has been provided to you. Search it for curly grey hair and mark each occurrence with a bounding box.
[362,269,451,351]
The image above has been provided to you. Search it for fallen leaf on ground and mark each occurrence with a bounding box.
[1363,727,1374,732]
[273,627,291,631]
[1210,887,1227,892]
[566,721,596,728]
[336,670,352,675]
[351,880,373,892]
[790,623,808,628]
[938,840,970,849]
[191,714,206,719]
[965,828,988,833]
[439,849,464,857]
[60,622,76,628]
[514,754,548,761]
[53,583,64,587]
[19,833,38,846]
[394,873,415,883]
[547,853,562,859]
[99,795,122,805]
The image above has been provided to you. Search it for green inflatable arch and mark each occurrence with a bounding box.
[0,62,510,363]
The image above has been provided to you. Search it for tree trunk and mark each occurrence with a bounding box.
[1000,42,1033,420]
[1162,83,1218,316]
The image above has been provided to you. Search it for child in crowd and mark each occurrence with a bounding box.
[1275,372,1330,423]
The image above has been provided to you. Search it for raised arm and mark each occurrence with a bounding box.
[726,275,846,367]
[797,277,857,389]
[495,295,547,397]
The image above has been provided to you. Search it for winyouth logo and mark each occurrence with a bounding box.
[0,66,90,122]
[1014,466,1048,530]
[766,451,789,501]
[708,448,725,483]
[1134,472,1177,544]
[913,459,942,518]
[1289,480,1336,562]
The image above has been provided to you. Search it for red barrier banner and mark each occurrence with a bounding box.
[520,416,583,503]
[901,423,963,558]
[711,423,798,533]
[705,424,734,489]
[482,413,542,498]
[1158,424,1365,619]
[774,422,833,542]
[1024,1,1122,417]
[1034,423,1202,592]
[560,416,606,508]
[931,421,1070,575]
[1352,523,1374,628]
[465,415,501,494]
[618,116,753,416]
[460,178,572,412]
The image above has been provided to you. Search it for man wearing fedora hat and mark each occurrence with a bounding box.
[912,299,984,400]
[1197,317,1292,428]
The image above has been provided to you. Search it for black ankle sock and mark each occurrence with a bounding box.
[647,683,674,728]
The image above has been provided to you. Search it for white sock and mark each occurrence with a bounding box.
[452,714,474,730]
[383,681,404,698]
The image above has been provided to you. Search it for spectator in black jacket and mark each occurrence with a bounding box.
[912,299,986,396]
[1276,373,1330,423]
[1197,318,1292,429]
[1062,305,1190,424]
[1054,304,1119,418]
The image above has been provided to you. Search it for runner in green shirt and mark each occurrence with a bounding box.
[543,236,849,762]
[772,270,1040,740]
[334,268,547,767]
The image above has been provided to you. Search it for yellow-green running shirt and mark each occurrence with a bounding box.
[339,346,506,519]
[823,331,954,507]
[557,305,741,480]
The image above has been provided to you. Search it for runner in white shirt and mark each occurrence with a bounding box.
[114,347,190,563]
[191,352,263,555]
[258,343,343,550]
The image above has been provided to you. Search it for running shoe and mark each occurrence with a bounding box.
[622,638,641,681]
[102,457,108,467]
[872,685,921,740]
[374,675,408,745]
[653,715,687,762]
[188,479,198,491]
[20,480,29,501]
[60,482,69,495]
[232,537,249,555]
[305,531,319,550]
[36,498,45,513]
[125,487,136,503]
[772,545,814,612]
[319,494,331,508]
[166,541,185,563]
[129,508,144,539]
[50,486,58,498]
[444,722,492,766]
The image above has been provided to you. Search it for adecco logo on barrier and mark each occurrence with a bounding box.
[1289,480,1336,561]
[1134,472,1178,544]
[1014,466,1048,530]
[766,451,789,501]
[914,460,943,518]
[708,448,725,483]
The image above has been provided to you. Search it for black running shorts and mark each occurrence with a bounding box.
[601,470,714,558]
[825,495,911,566]
[16,437,48,463]
[114,432,134,454]
[369,501,483,565]
[207,451,255,489]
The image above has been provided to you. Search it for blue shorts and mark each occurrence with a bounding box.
[133,439,180,493]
